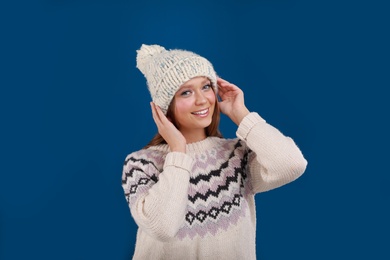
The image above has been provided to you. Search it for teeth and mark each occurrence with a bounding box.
[192,109,208,115]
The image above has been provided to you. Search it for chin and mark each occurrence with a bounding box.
[201,120,213,128]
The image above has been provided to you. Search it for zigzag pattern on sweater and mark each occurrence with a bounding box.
[122,149,165,206]
[122,138,252,240]
[188,141,248,204]
[177,140,251,239]
[122,157,159,184]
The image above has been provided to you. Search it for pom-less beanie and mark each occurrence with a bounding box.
[136,44,217,114]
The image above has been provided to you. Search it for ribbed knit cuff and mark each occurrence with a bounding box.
[236,112,266,141]
[164,152,194,172]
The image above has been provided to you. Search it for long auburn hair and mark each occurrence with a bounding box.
[144,87,222,149]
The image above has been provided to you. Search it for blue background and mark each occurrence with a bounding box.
[1,0,389,259]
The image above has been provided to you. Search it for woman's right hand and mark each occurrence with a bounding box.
[150,102,186,153]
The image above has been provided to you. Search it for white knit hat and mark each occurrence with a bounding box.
[136,44,217,114]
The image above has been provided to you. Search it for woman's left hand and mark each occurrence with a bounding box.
[217,77,250,125]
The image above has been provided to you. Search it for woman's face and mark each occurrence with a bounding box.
[172,76,216,134]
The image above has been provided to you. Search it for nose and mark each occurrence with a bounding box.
[194,90,207,105]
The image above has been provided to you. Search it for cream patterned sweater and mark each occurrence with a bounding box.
[122,112,307,260]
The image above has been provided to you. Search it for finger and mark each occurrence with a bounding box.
[217,77,229,84]
[218,83,232,97]
[154,104,169,125]
[150,102,162,125]
[217,84,226,95]
[218,82,238,93]
[220,81,238,89]
[217,78,237,88]
[217,81,232,93]
[217,78,230,87]
[218,84,238,98]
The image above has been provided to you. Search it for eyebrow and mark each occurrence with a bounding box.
[180,78,211,89]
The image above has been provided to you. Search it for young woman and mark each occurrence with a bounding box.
[122,44,307,260]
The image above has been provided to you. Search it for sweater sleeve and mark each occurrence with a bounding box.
[122,150,193,241]
[236,112,308,194]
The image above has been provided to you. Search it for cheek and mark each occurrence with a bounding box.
[206,91,216,104]
[174,99,192,115]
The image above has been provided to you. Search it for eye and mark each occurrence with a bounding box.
[202,84,211,90]
[180,90,192,96]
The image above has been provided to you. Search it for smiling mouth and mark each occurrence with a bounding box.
[191,108,209,116]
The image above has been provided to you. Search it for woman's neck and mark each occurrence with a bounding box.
[180,128,207,144]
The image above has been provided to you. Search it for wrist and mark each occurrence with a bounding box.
[170,145,186,153]
[233,107,250,125]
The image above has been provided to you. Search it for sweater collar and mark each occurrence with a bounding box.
[150,136,224,154]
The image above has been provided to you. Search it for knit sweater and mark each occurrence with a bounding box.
[122,112,307,260]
